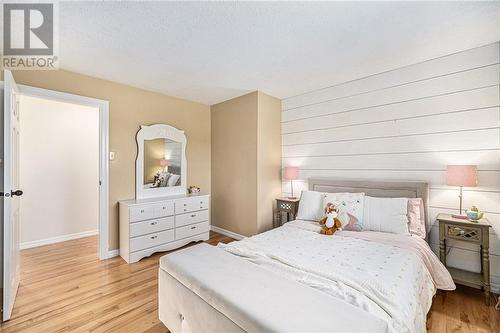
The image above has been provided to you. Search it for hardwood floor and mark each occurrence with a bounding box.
[427,287,499,333]
[1,232,498,333]
[1,232,233,333]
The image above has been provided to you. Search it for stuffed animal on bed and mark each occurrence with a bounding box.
[319,203,343,235]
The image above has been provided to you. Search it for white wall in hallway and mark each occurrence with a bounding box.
[19,95,99,248]
[281,43,500,292]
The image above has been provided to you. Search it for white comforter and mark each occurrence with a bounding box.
[219,220,455,333]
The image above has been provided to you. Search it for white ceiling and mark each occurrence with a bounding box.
[59,1,500,105]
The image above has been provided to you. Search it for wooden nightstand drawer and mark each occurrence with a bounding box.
[276,199,298,213]
[445,223,481,243]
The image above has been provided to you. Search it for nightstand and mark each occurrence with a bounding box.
[274,198,300,227]
[437,213,492,305]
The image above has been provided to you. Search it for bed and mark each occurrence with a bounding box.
[159,179,455,333]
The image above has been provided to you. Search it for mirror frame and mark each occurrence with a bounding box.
[136,124,187,199]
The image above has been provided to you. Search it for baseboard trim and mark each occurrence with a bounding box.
[106,249,120,259]
[20,230,99,250]
[210,226,245,240]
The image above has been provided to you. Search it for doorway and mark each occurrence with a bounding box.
[1,72,110,321]
[19,95,100,250]
[13,84,110,261]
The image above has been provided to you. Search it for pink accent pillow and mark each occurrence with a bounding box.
[408,198,426,238]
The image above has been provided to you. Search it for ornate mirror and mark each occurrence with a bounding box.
[136,124,187,199]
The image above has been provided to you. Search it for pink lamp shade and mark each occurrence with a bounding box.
[159,159,169,167]
[283,166,299,180]
[446,165,478,187]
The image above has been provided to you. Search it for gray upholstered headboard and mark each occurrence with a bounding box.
[308,178,430,235]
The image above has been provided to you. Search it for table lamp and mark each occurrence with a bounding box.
[283,166,299,199]
[159,159,169,171]
[446,165,478,219]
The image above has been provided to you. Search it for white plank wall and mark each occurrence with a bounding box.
[281,43,500,292]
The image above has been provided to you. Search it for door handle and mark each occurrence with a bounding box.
[11,190,23,196]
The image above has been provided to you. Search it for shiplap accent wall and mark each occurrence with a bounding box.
[281,43,500,292]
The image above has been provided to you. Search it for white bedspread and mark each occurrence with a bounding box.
[219,220,455,333]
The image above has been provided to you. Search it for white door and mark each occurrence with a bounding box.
[3,70,22,321]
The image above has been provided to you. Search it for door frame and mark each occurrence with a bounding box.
[15,84,111,260]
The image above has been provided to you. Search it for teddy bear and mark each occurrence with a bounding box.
[319,203,343,235]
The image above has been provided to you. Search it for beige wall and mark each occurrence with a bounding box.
[211,91,281,237]
[256,92,282,233]
[211,92,258,236]
[3,70,211,250]
[19,95,99,246]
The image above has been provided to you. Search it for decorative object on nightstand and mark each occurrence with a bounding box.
[446,165,478,219]
[437,213,491,305]
[465,205,484,222]
[283,166,299,199]
[274,197,300,227]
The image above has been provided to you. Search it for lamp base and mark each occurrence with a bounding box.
[287,196,297,200]
[451,214,468,220]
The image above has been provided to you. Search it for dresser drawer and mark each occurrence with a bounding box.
[129,205,154,222]
[175,196,209,214]
[130,216,174,237]
[176,210,209,227]
[176,221,209,240]
[152,201,175,218]
[130,229,174,252]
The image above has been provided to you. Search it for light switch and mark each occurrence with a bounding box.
[109,152,116,161]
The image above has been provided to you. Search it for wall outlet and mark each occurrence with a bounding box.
[109,152,116,161]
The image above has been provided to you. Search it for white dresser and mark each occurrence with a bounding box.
[119,194,210,263]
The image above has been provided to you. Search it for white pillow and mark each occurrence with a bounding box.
[296,191,325,221]
[167,174,180,187]
[407,198,426,239]
[323,192,365,231]
[363,196,409,235]
[159,172,170,187]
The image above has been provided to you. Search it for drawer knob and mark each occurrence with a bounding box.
[184,204,187,206]
[191,226,196,230]
[140,210,144,213]
[162,207,166,210]
[191,214,196,217]
[151,235,158,240]
[200,201,203,204]
[150,222,157,226]
[184,209,187,212]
